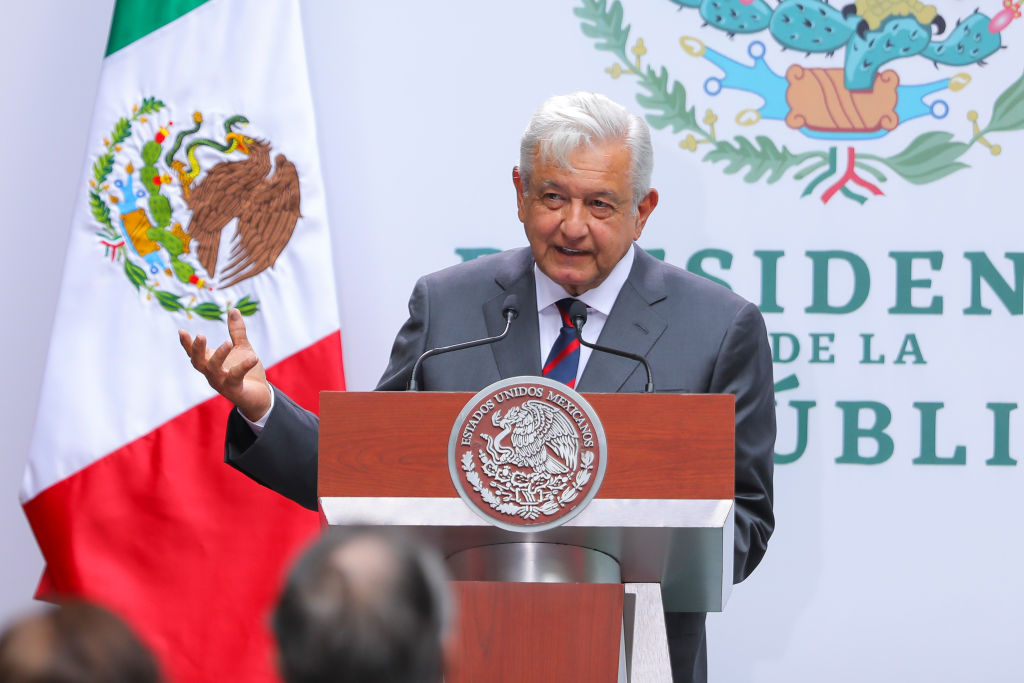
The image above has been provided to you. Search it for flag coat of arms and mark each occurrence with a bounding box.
[20,1,344,680]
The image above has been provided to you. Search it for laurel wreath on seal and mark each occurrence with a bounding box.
[576,0,1024,204]
[89,97,259,320]
[462,450,595,520]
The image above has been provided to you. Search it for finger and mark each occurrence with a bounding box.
[225,353,259,383]
[227,308,250,347]
[190,334,209,369]
[178,329,194,354]
[207,340,234,374]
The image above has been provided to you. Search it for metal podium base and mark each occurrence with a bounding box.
[320,496,733,612]
[623,583,673,682]
[447,542,621,583]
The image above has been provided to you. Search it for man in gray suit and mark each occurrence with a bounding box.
[181,91,774,682]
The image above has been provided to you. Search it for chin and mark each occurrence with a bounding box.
[560,279,594,296]
[539,262,595,292]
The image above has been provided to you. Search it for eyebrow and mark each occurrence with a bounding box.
[537,180,621,201]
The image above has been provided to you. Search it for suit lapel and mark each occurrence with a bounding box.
[579,247,668,392]
[484,249,542,378]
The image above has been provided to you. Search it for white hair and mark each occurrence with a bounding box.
[519,91,653,212]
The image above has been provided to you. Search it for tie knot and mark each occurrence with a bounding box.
[555,298,579,328]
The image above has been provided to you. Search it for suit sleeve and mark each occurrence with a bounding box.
[376,276,430,391]
[222,279,432,508]
[224,385,320,510]
[708,302,776,583]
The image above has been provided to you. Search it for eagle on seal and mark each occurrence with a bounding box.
[482,400,579,475]
[184,139,301,289]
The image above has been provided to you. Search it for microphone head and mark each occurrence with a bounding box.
[501,294,520,320]
[568,299,589,328]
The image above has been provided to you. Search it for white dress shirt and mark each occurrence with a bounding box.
[534,244,635,387]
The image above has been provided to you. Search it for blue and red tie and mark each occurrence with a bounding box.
[542,298,581,388]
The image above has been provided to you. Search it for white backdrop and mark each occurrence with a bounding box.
[4,2,1022,681]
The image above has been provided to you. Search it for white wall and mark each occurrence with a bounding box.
[0,0,114,624]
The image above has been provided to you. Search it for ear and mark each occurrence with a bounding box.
[512,166,527,223]
[632,188,659,240]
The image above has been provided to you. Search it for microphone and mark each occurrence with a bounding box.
[407,294,520,391]
[568,300,655,393]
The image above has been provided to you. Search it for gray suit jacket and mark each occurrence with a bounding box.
[225,245,775,682]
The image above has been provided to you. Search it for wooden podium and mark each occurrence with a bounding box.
[318,391,735,682]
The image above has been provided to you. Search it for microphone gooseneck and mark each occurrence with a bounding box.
[569,300,655,393]
[407,294,520,391]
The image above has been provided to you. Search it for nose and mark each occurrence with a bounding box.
[560,200,588,240]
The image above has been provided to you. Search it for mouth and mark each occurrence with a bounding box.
[556,246,587,256]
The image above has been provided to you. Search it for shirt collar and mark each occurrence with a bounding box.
[534,243,635,315]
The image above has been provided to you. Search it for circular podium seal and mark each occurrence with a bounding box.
[448,376,607,532]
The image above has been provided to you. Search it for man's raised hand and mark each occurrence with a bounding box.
[179,308,272,421]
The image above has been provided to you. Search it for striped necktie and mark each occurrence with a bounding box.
[542,298,581,388]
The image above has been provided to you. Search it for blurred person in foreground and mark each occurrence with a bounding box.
[0,601,162,683]
[273,526,452,683]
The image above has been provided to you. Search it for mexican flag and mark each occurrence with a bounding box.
[20,1,343,680]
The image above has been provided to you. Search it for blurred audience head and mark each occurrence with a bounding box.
[272,526,452,683]
[0,601,162,683]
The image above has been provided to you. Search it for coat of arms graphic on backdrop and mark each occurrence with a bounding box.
[577,0,1024,203]
[90,98,301,318]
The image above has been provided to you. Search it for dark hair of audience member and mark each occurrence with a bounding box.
[0,601,162,683]
[272,527,450,683]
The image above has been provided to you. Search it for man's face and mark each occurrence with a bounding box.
[513,140,658,296]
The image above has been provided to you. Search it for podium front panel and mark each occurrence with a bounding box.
[319,391,735,612]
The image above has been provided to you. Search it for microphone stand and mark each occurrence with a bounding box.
[407,301,519,391]
[568,301,655,393]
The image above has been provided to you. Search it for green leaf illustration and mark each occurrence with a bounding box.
[235,296,259,316]
[89,190,113,231]
[192,303,225,321]
[987,70,1024,133]
[138,97,166,115]
[155,290,183,312]
[878,132,969,184]
[704,136,816,183]
[93,153,114,185]
[125,260,147,290]
[575,0,630,56]
[637,66,700,134]
[111,117,131,146]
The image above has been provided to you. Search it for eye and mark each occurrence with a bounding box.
[589,199,615,216]
[541,192,564,207]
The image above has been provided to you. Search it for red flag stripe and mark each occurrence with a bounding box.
[23,332,344,683]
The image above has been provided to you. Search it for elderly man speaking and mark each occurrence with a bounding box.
[181,91,775,682]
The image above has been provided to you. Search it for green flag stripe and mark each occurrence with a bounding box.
[105,0,211,56]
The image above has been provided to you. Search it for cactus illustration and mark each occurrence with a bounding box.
[769,0,862,54]
[147,195,171,228]
[670,0,1009,90]
[127,131,201,286]
[140,139,172,227]
[140,140,162,193]
[922,12,1003,65]
[844,16,932,90]
[698,0,773,35]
